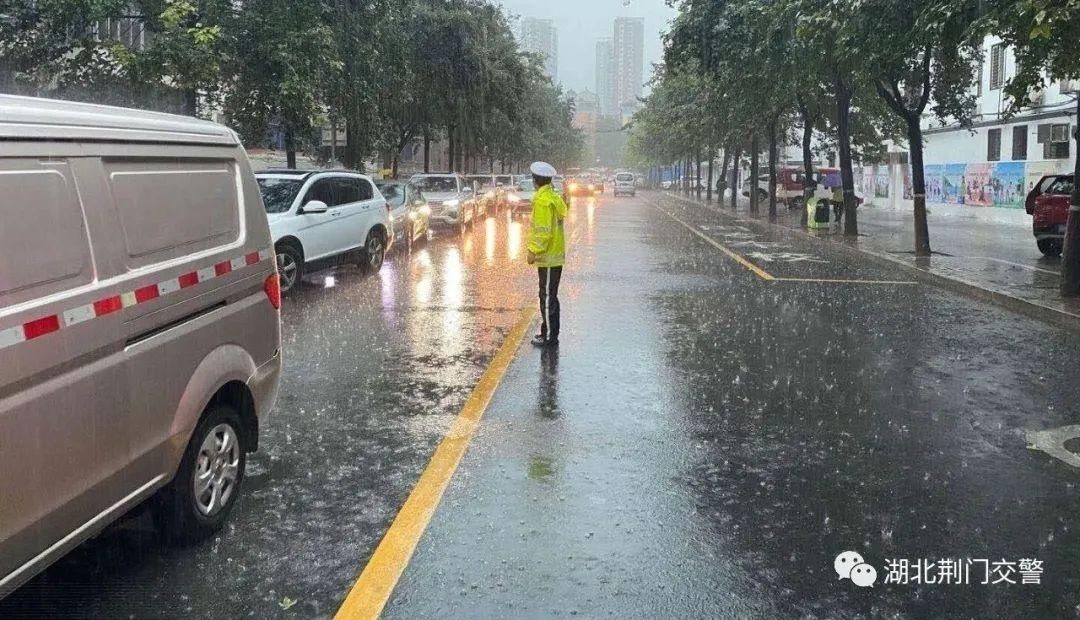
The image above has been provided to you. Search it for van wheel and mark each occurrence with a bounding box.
[1037,238,1063,257]
[276,244,303,294]
[155,404,246,545]
[361,229,386,273]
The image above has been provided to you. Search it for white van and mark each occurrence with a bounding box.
[0,95,281,598]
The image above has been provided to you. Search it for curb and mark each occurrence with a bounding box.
[658,191,1080,332]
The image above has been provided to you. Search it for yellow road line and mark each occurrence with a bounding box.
[657,207,775,281]
[334,306,537,620]
[773,278,917,285]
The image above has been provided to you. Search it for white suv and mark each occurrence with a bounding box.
[256,169,392,294]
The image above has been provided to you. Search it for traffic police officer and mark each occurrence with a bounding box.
[526,162,568,347]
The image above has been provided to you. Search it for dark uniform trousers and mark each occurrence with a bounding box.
[537,266,562,341]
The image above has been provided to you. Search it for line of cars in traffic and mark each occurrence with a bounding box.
[256,170,546,294]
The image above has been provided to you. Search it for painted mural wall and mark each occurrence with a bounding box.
[861,160,1071,209]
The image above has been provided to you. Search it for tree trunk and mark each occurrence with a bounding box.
[448,125,456,172]
[768,117,778,220]
[183,89,198,117]
[392,155,399,179]
[836,75,858,236]
[1062,95,1080,296]
[344,116,362,171]
[330,114,338,165]
[718,149,731,202]
[696,149,703,200]
[730,146,741,210]
[285,124,297,170]
[908,119,931,256]
[798,97,814,227]
[423,132,431,173]
[706,145,714,202]
[749,134,760,215]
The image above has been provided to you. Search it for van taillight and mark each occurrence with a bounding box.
[264,273,281,309]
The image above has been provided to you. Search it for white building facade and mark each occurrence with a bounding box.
[866,35,1076,212]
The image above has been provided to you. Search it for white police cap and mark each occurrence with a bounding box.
[529,161,557,178]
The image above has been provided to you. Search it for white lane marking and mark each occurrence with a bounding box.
[1026,425,1080,468]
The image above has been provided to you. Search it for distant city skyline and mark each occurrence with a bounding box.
[518,17,558,82]
[496,0,675,93]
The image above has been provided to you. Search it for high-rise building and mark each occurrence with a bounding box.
[595,38,616,118]
[613,17,644,116]
[520,17,558,82]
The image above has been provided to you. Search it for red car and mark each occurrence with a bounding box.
[1026,173,1073,257]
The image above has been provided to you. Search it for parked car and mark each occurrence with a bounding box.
[0,95,282,599]
[466,174,505,212]
[1027,173,1073,256]
[376,180,431,252]
[508,177,538,215]
[614,172,637,197]
[257,169,392,294]
[409,173,480,232]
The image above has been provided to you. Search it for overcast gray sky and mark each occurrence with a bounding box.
[495,0,677,94]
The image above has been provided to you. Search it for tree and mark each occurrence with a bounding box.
[989,0,1080,295]
[841,0,981,255]
[225,0,341,168]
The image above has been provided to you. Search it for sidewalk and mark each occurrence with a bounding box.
[662,190,1080,328]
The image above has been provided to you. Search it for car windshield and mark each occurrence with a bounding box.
[377,183,406,206]
[518,179,535,190]
[257,178,303,214]
[412,176,458,192]
[616,174,634,182]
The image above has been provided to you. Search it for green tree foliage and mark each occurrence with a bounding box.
[0,0,582,173]
[224,0,341,169]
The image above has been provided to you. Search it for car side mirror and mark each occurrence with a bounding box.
[302,200,328,214]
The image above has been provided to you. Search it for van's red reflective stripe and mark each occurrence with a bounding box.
[177,272,200,289]
[23,315,60,340]
[93,296,123,316]
[134,284,160,304]
[0,249,269,351]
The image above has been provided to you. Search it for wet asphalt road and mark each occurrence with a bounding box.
[4,192,1080,618]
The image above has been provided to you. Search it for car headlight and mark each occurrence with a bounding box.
[408,211,418,220]
[419,204,431,216]
[507,194,520,204]
[444,199,460,208]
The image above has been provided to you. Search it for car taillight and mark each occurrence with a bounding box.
[264,273,281,309]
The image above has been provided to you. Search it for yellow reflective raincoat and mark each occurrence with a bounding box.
[527,183,568,267]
